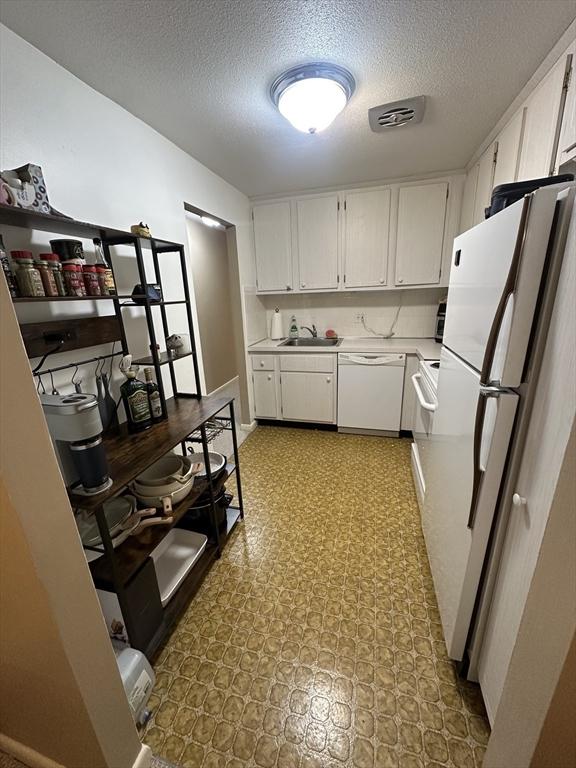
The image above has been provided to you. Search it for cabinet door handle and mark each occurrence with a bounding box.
[267,374,272,381]
[380,278,385,283]
[260,361,265,367]
[286,285,291,291]
[301,282,306,288]
[398,278,404,284]
[326,377,331,383]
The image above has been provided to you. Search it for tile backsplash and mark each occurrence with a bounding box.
[261,288,446,339]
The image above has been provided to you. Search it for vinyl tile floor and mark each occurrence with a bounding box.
[143,427,490,768]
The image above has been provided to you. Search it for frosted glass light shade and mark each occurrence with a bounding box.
[278,78,348,134]
[271,63,355,135]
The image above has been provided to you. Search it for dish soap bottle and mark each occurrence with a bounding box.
[120,356,152,432]
[289,315,299,339]
[144,367,164,422]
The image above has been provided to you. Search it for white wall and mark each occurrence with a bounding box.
[260,288,444,339]
[0,278,148,768]
[0,24,258,413]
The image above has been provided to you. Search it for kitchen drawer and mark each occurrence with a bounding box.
[250,354,276,371]
[279,354,335,373]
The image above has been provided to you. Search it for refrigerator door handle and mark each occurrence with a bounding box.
[479,196,532,385]
[468,385,501,529]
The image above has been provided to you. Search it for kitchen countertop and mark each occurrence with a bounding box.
[248,337,442,361]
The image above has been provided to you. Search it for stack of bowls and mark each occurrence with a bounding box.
[133,454,198,512]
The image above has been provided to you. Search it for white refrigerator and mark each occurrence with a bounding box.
[422,181,575,664]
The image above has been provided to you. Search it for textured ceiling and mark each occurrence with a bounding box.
[1,0,574,197]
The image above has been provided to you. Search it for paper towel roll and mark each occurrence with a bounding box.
[270,308,283,339]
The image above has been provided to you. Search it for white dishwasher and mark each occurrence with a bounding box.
[337,353,406,435]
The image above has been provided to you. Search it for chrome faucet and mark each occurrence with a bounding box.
[301,324,317,338]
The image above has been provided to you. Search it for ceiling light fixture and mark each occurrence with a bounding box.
[201,215,224,229]
[270,63,355,134]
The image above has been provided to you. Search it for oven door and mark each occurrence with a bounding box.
[411,365,438,498]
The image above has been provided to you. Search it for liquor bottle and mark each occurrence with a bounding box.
[120,371,152,432]
[144,367,163,422]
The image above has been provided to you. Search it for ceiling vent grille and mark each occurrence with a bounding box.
[369,96,426,132]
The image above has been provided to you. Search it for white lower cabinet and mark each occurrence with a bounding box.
[250,353,336,424]
[280,372,335,423]
[252,370,279,419]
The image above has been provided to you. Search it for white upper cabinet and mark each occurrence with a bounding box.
[493,109,526,189]
[517,54,567,181]
[395,183,448,286]
[460,165,479,234]
[557,45,575,167]
[252,202,293,292]
[296,194,339,291]
[473,142,497,226]
[343,189,391,288]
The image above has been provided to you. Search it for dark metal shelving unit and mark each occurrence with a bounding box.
[1,203,245,659]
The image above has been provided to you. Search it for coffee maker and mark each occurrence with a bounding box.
[41,393,111,494]
[435,299,447,343]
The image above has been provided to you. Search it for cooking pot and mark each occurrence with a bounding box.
[187,451,226,478]
[132,458,201,514]
[136,454,189,487]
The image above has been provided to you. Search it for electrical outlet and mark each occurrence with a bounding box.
[354,313,365,323]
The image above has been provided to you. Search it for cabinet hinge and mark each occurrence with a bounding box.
[344,200,347,210]
[493,145,498,165]
[446,187,449,200]
[337,201,340,211]
[337,274,340,284]
[251,210,254,220]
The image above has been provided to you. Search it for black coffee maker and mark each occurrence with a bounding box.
[435,299,447,343]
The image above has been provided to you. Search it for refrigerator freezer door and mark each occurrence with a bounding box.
[422,348,518,660]
[444,184,571,385]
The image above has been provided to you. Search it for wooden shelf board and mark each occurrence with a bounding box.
[0,203,181,251]
[13,295,187,305]
[133,350,195,367]
[69,394,232,512]
[89,466,230,588]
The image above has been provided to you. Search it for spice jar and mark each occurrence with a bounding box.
[82,265,102,296]
[11,251,45,297]
[36,259,58,297]
[95,266,109,295]
[39,253,66,296]
[63,263,86,297]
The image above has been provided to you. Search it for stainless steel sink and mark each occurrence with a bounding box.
[281,338,341,347]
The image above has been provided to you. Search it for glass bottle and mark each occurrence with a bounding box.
[121,371,152,432]
[144,368,163,422]
[0,235,19,297]
[93,238,116,295]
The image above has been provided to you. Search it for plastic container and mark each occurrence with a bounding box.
[114,645,155,725]
[63,263,86,296]
[150,529,207,607]
[11,251,45,297]
[83,264,101,296]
